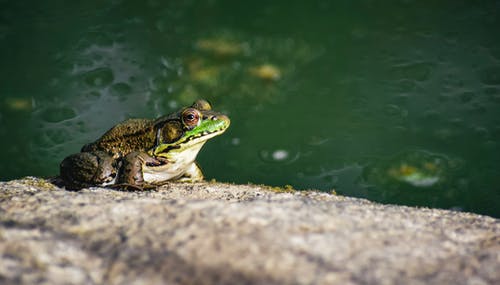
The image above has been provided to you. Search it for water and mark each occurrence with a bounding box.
[1,0,499,217]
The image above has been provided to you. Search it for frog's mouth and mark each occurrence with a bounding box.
[179,128,226,146]
[152,116,229,157]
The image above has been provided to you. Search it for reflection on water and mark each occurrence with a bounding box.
[364,150,467,207]
[0,1,499,217]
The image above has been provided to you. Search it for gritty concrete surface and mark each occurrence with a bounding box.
[0,177,498,285]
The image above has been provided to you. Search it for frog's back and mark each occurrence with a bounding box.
[82,118,156,157]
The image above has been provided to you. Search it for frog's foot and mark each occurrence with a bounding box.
[176,162,204,182]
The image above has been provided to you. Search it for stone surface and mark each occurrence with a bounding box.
[0,177,499,285]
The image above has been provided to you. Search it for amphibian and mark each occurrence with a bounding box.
[59,99,229,190]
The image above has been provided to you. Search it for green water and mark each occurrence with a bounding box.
[1,1,499,217]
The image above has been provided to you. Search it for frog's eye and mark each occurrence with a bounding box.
[182,108,201,128]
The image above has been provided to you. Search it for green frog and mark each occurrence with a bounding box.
[59,99,230,190]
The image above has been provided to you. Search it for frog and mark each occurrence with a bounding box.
[59,99,230,190]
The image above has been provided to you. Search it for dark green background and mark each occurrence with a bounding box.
[1,1,499,217]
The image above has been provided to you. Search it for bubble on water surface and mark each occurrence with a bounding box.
[272,149,288,161]
[260,148,298,164]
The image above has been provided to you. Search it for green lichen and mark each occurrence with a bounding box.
[19,177,58,191]
[266,184,296,193]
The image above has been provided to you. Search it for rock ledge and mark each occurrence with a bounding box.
[0,177,498,284]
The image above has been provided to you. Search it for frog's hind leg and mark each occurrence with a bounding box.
[59,151,117,190]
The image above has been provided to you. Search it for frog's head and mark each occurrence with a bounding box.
[150,99,230,160]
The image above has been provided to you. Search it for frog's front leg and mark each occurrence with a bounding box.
[117,151,165,187]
